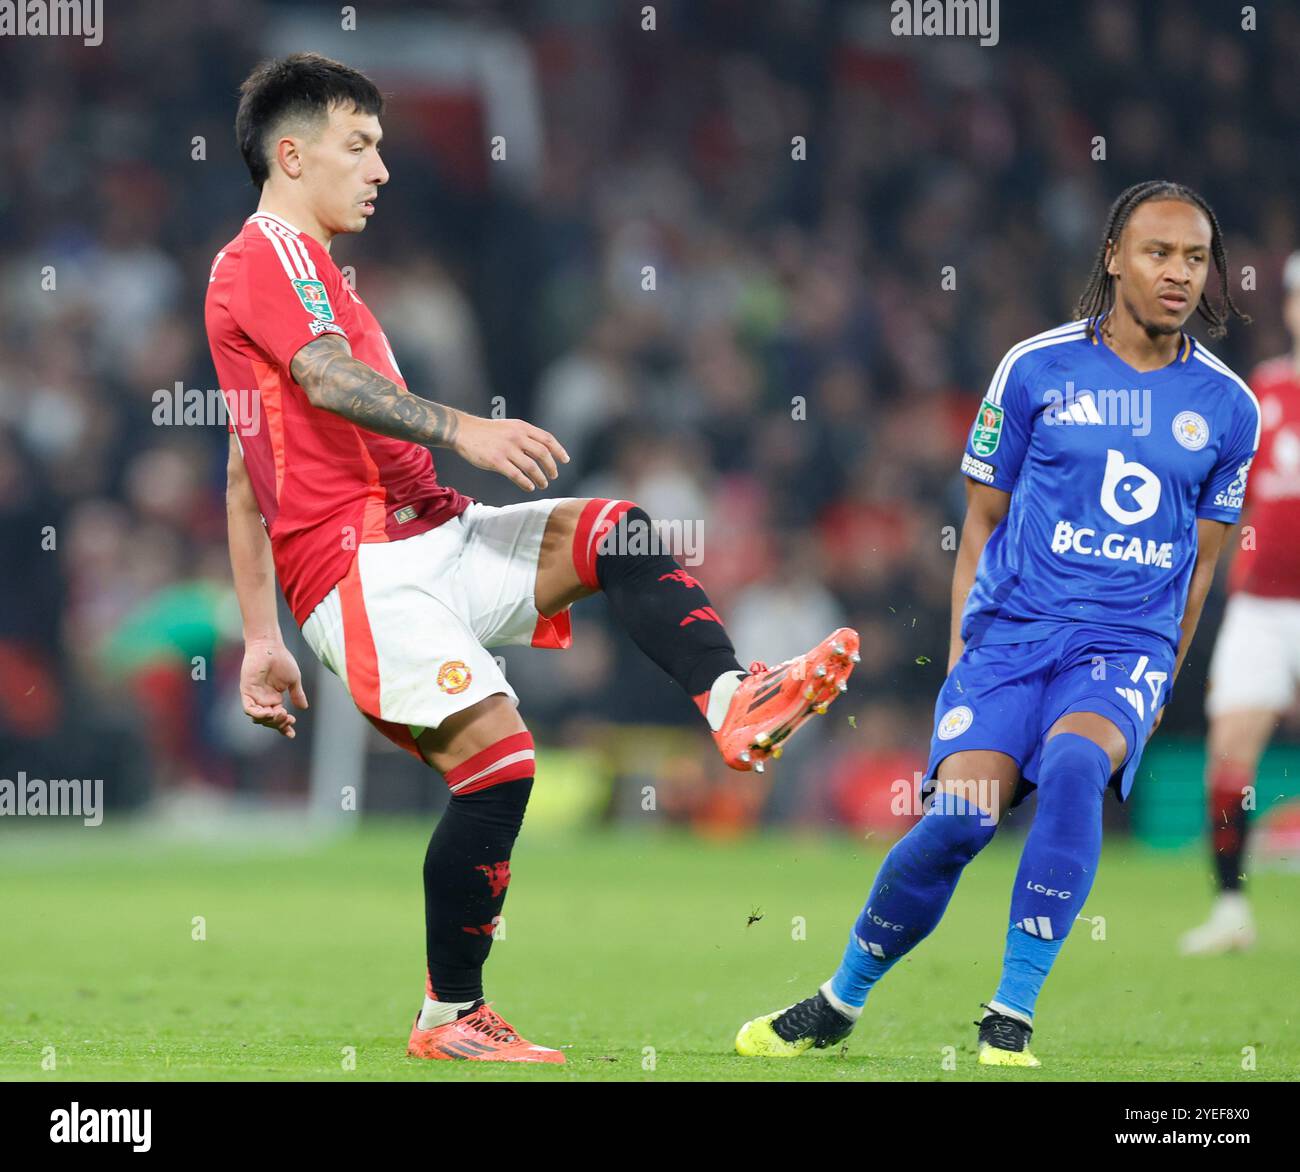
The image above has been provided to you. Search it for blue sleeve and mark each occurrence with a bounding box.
[1196,394,1260,523]
[960,349,1034,491]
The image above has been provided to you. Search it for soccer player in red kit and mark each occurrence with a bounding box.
[1181,252,1300,955]
[205,53,859,1062]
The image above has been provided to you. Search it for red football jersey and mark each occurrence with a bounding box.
[205,211,470,624]
[1227,355,1300,599]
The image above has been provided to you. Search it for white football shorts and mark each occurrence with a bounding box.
[1205,592,1300,717]
[301,497,576,755]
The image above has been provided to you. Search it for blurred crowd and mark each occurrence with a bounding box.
[3,0,1300,832]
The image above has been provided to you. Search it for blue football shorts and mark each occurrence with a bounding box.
[923,621,1177,805]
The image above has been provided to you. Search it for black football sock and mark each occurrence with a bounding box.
[423,776,533,1007]
[1209,761,1252,893]
[594,505,743,700]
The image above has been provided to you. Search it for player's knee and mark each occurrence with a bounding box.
[1046,715,1125,774]
[917,790,999,864]
[571,498,644,588]
[443,729,536,814]
[450,775,533,836]
[580,499,684,591]
[593,500,651,558]
[1037,731,1113,807]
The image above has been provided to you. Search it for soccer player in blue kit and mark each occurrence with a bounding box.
[736,180,1261,1066]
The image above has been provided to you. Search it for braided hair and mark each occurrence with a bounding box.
[1075,180,1251,342]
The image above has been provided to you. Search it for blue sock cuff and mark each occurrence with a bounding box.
[994,926,1064,1022]
[829,932,897,1009]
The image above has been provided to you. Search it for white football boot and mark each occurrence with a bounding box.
[1179,892,1257,956]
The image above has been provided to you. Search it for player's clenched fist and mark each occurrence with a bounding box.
[453,415,570,492]
[240,638,309,738]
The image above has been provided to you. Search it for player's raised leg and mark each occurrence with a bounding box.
[978,711,1125,1068]
[1180,706,1274,955]
[404,695,563,1063]
[534,498,859,772]
[735,749,1019,1057]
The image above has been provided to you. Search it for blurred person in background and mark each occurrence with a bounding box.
[1182,252,1300,955]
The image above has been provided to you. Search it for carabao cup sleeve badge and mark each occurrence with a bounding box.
[292,278,335,322]
[970,399,1003,457]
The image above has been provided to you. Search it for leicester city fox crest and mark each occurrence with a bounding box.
[1171,410,1209,451]
[937,705,974,740]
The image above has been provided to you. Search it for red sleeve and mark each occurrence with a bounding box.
[231,229,350,375]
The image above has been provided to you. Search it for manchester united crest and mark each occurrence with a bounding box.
[437,660,472,695]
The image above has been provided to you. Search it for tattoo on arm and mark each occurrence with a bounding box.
[290,335,461,448]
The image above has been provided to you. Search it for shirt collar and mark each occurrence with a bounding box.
[246,210,303,236]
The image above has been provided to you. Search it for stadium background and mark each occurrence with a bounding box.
[3,0,1300,850]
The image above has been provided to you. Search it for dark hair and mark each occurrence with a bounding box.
[1075,180,1251,341]
[235,53,384,188]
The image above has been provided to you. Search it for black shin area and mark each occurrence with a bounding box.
[594,505,742,697]
[423,776,533,1004]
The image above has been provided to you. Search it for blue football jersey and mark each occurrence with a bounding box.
[959,317,1261,654]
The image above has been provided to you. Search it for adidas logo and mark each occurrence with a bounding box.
[854,936,887,959]
[1114,685,1145,719]
[1046,391,1105,425]
[1017,916,1054,940]
[1113,655,1168,722]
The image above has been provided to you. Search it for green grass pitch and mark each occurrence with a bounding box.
[1,825,1295,1081]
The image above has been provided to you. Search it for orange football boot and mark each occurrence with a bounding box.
[406,1003,565,1064]
[710,627,860,772]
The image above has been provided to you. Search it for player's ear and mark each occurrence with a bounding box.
[1105,238,1120,277]
[274,134,303,181]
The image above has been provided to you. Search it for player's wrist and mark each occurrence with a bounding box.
[244,630,285,648]
[442,408,476,454]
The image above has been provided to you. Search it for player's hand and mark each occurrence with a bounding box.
[240,638,309,738]
[1147,704,1165,742]
[453,415,569,492]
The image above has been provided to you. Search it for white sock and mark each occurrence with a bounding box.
[417,996,476,1030]
[985,1000,1032,1027]
[819,980,863,1022]
[705,670,745,732]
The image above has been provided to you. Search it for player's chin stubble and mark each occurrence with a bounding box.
[1122,295,1184,338]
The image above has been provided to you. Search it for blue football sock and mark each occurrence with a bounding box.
[993,731,1112,1023]
[828,790,997,1013]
